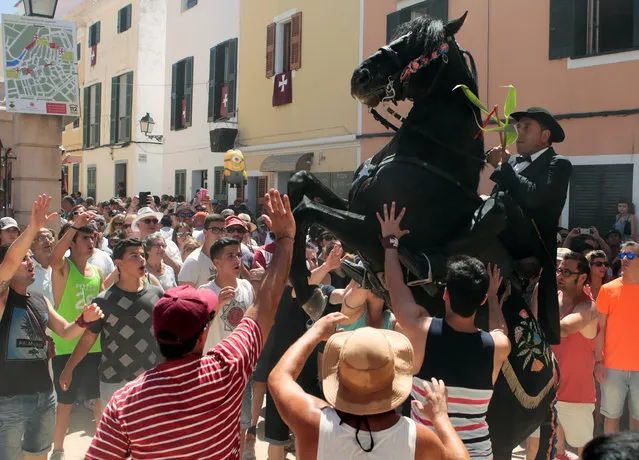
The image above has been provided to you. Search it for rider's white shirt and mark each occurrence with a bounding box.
[514,148,548,173]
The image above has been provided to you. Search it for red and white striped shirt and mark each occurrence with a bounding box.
[86,316,262,460]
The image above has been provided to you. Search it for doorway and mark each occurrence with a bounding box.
[115,162,127,198]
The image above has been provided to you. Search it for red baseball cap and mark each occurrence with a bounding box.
[225,216,247,230]
[153,286,219,344]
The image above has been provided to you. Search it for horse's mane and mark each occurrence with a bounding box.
[393,15,445,55]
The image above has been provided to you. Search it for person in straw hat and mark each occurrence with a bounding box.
[268,312,469,459]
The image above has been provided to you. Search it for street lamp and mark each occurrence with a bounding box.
[139,113,163,142]
[23,0,59,19]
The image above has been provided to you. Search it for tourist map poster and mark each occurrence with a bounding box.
[2,14,79,116]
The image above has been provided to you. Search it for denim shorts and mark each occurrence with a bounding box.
[0,391,57,459]
[600,368,639,419]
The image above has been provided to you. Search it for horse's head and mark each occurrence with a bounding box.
[351,12,474,107]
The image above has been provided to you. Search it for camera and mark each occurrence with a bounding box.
[579,228,593,235]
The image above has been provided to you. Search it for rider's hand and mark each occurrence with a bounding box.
[376,202,410,239]
[486,147,510,168]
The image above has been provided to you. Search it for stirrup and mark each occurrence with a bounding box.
[405,255,433,287]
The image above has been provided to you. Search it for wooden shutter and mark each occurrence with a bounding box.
[185,57,193,127]
[226,38,238,116]
[170,64,177,130]
[88,25,93,47]
[96,21,101,45]
[124,72,133,141]
[265,23,276,78]
[95,83,101,146]
[290,12,302,70]
[549,0,576,59]
[208,46,216,121]
[110,77,118,143]
[256,176,267,205]
[126,5,132,30]
[117,8,122,32]
[428,0,448,20]
[83,86,90,148]
[569,164,633,233]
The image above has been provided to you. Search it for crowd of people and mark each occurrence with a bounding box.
[1,114,639,459]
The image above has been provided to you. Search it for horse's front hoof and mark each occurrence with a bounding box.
[301,288,327,322]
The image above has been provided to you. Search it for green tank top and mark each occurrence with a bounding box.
[53,259,102,355]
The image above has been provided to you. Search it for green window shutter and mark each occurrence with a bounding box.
[95,83,102,146]
[124,72,133,141]
[83,87,90,148]
[170,64,177,130]
[208,46,217,121]
[227,38,238,117]
[96,21,101,44]
[386,11,402,43]
[127,5,132,30]
[110,77,118,143]
[185,57,193,127]
[549,0,576,59]
[117,8,121,33]
[428,0,448,21]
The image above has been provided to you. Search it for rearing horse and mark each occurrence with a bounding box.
[287,13,557,459]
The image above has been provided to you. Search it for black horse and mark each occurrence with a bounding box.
[287,13,557,460]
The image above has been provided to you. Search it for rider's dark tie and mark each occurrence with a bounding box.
[515,155,532,164]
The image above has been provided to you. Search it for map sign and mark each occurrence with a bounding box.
[2,14,79,116]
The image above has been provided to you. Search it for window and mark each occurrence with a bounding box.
[115,162,127,197]
[386,0,448,42]
[175,170,187,198]
[183,0,197,11]
[83,83,101,148]
[72,163,80,194]
[76,42,81,61]
[208,38,238,121]
[88,21,101,47]
[73,118,79,129]
[569,164,633,233]
[265,12,302,78]
[118,4,132,34]
[110,71,133,143]
[170,57,193,130]
[213,166,228,204]
[87,166,97,199]
[550,0,638,59]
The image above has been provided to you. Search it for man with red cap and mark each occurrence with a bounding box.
[86,189,296,460]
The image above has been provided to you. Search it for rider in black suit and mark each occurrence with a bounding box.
[486,107,572,345]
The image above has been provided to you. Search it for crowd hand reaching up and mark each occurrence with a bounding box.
[412,378,449,421]
[74,211,97,228]
[262,189,295,240]
[309,312,348,342]
[82,303,104,322]
[486,264,502,299]
[325,242,348,271]
[376,202,410,239]
[217,286,236,309]
[30,194,58,229]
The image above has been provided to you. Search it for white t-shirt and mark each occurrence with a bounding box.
[199,278,253,350]
[28,258,54,305]
[89,248,115,278]
[165,238,182,265]
[193,229,205,244]
[178,247,215,287]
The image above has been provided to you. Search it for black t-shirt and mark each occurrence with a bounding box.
[266,285,339,397]
[0,289,52,396]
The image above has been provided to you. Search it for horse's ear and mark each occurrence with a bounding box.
[444,11,468,36]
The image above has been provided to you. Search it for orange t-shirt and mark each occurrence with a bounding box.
[596,278,639,371]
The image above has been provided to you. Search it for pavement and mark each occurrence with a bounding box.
[57,402,529,459]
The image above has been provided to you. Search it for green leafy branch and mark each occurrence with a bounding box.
[453,84,518,148]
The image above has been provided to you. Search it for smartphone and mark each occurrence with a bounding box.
[199,188,209,201]
[139,192,151,207]
[579,228,592,235]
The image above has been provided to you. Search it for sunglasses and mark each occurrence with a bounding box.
[556,268,582,277]
[142,219,158,225]
[176,231,192,237]
[72,211,82,216]
[619,252,636,260]
[123,224,132,229]
[226,226,247,234]
[322,234,336,241]
[179,212,194,218]
[207,227,224,234]
[591,261,609,268]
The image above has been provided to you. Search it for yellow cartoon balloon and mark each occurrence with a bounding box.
[223,149,248,185]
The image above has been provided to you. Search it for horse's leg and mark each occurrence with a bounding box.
[290,197,380,315]
[287,170,349,211]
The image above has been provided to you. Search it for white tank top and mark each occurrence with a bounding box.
[317,406,416,459]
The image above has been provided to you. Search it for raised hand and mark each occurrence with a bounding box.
[74,211,97,228]
[217,285,236,308]
[310,312,349,341]
[376,202,410,239]
[261,189,295,240]
[325,242,347,271]
[81,303,104,322]
[412,378,449,421]
[30,194,57,229]
[486,263,502,299]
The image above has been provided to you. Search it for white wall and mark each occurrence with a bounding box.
[161,0,240,197]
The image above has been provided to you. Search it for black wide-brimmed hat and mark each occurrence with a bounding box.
[510,107,565,143]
